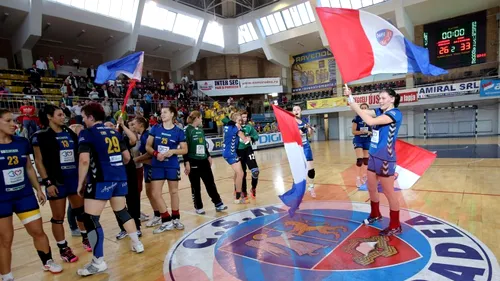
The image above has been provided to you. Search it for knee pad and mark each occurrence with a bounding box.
[308,169,315,179]
[363,157,369,165]
[356,158,363,167]
[50,218,64,224]
[251,168,259,179]
[72,206,85,222]
[114,207,132,225]
[83,213,101,232]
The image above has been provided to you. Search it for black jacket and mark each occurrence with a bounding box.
[32,126,78,184]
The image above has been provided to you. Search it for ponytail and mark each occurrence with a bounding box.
[187,111,201,124]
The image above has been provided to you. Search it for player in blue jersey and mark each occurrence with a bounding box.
[76,103,144,277]
[223,111,250,204]
[0,109,63,281]
[31,105,90,264]
[352,103,372,187]
[133,117,160,228]
[292,105,316,198]
[145,105,188,234]
[345,87,403,236]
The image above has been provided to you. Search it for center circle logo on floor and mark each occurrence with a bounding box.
[165,201,499,281]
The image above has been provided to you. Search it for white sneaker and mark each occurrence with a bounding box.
[131,241,144,253]
[42,259,63,274]
[140,212,150,222]
[362,175,367,184]
[234,198,247,204]
[146,216,161,227]
[195,209,205,215]
[173,219,184,230]
[356,176,362,188]
[215,204,228,212]
[77,258,107,277]
[153,221,174,234]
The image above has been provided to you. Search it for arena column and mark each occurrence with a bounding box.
[103,0,146,61]
[170,16,210,72]
[250,20,289,68]
[11,0,42,69]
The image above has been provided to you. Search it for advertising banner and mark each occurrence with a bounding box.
[256,133,283,148]
[353,90,418,106]
[240,78,281,88]
[198,80,214,91]
[213,79,240,90]
[306,97,347,110]
[206,137,224,155]
[417,80,480,99]
[479,79,500,97]
[291,48,336,93]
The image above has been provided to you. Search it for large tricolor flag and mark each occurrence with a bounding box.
[272,105,308,217]
[95,51,144,113]
[315,8,447,83]
[360,140,436,191]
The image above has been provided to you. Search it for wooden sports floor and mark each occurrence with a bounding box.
[10,137,500,281]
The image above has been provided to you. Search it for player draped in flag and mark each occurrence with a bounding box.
[292,105,316,198]
[76,103,144,276]
[236,110,259,199]
[352,103,372,187]
[223,112,251,204]
[0,109,62,281]
[145,105,187,234]
[345,87,403,236]
[31,104,90,264]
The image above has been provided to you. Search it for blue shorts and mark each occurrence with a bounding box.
[84,181,128,200]
[303,146,313,161]
[224,156,240,165]
[353,141,370,150]
[46,177,78,200]
[149,167,181,181]
[144,165,151,184]
[0,194,41,224]
[367,156,396,177]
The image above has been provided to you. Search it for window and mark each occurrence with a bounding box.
[319,0,387,9]
[47,0,137,22]
[257,1,316,36]
[203,21,225,47]
[141,1,200,39]
[172,13,201,39]
[238,23,258,44]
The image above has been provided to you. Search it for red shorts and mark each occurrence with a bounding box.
[136,167,144,193]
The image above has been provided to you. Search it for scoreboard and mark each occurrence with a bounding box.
[423,11,487,69]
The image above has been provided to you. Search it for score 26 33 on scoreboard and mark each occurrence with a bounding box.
[423,10,487,69]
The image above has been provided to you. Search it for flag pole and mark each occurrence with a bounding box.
[119,79,137,120]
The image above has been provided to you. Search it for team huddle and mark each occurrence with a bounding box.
[0,87,402,281]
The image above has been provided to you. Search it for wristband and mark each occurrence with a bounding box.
[153,151,159,157]
[348,95,355,104]
[41,178,52,187]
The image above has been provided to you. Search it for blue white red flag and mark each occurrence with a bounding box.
[315,8,447,83]
[94,51,144,84]
[359,140,436,191]
[272,105,308,217]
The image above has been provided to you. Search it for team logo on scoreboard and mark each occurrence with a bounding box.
[376,29,393,46]
[166,201,499,281]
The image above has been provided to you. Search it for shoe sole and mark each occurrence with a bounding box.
[61,256,79,263]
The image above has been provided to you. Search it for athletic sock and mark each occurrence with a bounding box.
[56,240,68,251]
[389,210,401,229]
[154,210,160,217]
[2,272,14,280]
[128,232,140,244]
[370,201,381,218]
[172,210,180,220]
[80,230,88,240]
[235,192,241,200]
[161,211,171,223]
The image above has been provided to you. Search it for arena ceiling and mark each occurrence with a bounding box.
[176,0,280,18]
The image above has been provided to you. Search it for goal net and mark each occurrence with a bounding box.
[424,106,477,139]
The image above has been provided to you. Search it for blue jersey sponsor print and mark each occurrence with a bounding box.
[149,124,186,169]
[352,115,372,143]
[369,108,402,162]
[0,136,34,201]
[78,123,128,183]
[223,123,240,159]
[297,118,311,147]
